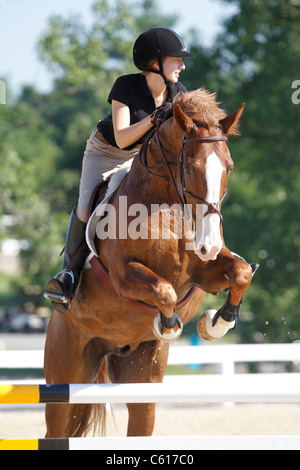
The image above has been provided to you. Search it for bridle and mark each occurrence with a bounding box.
[139,124,228,223]
[179,136,227,222]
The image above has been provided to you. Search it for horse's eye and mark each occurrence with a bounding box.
[185,165,192,176]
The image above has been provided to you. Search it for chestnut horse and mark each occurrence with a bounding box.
[44,88,256,438]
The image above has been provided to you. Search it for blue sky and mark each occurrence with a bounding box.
[0,0,236,95]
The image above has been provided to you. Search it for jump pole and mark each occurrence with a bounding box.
[1,374,300,404]
[1,436,300,451]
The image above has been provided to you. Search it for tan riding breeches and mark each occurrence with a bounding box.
[76,128,140,223]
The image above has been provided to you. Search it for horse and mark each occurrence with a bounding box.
[44,88,257,438]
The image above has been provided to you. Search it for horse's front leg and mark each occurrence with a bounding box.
[110,260,182,341]
[197,249,258,342]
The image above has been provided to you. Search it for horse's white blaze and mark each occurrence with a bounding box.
[194,151,224,261]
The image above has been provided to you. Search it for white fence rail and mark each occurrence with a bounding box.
[0,343,300,375]
[1,344,300,450]
[168,343,300,374]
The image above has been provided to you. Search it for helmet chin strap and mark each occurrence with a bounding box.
[157,56,172,86]
[150,69,171,86]
[143,56,172,86]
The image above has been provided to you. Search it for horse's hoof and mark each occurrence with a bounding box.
[152,315,183,342]
[197,309,235,342]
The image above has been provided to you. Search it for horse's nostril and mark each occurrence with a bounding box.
[201,246,207,255]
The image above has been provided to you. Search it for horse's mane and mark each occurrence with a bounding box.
[172,87,227,130]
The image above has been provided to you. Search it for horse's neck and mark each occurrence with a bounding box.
[121,121,182,205]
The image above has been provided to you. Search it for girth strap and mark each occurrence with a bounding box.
[89,255,198,315]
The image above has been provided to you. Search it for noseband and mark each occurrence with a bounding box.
[139,126,228,223]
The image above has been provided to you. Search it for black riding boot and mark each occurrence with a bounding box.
[44,207,87,313]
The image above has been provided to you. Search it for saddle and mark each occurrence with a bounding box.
[88,180,109,220]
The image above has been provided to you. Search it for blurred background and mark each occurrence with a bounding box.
[1,0,300,344]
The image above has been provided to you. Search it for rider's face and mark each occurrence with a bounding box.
[162,56,185,83]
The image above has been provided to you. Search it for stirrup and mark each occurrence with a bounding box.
[53,269,75,284]
[44,269,75,303]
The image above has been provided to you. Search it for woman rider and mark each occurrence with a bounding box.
[44,27,194,313]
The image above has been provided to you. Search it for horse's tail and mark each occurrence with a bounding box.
[66,403,107,437]
[66,356,108,437]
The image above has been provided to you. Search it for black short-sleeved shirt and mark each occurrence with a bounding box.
[97,73,187,150]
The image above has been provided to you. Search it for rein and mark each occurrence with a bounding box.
[140,125,228,223]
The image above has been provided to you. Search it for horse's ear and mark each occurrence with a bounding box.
[173,104,194,134]
[220,103,245,135]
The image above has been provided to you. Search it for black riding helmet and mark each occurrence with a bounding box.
[133,27,194,85]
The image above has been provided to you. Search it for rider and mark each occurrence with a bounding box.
[44,27,194,313]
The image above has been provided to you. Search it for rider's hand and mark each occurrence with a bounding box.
[150,103,170,126]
